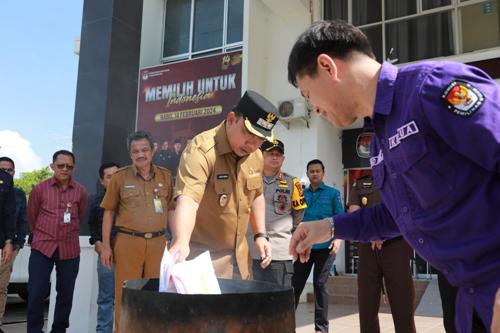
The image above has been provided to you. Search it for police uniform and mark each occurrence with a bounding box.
[334,61,500,331]
[100,164,173,330]
[248,140,307,286]
[0,170,15,249]
[174,90,279,279]
[349,175,415,333]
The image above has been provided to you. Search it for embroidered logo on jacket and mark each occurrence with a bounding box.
[442,80,484,117]
[388,121,419,150]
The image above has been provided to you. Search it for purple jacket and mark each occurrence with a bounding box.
[334,61,500,331]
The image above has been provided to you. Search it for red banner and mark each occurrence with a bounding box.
[137,52,242,173]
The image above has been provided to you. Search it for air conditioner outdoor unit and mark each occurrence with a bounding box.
[277,97,311,120]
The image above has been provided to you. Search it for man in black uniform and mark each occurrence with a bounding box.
[0,168,15,270]
[349,173,415,333]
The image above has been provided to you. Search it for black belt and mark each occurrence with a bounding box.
[116,228,165,239]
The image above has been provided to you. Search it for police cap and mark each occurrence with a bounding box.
[260,139,284,154]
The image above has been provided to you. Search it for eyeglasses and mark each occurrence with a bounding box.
[0,168,14,173]
[55,164,74,171]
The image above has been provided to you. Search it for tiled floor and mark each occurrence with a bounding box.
[295,303,444,333]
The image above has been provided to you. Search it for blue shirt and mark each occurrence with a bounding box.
[334,61,500,330]
[303,182,344,249]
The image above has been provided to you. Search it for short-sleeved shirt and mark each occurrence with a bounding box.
[101,165,173,232]
[248,171,306,260]
[334,61,500,329]
[303,182,344,249]
[349,175,382,209]
[175,122,263,279]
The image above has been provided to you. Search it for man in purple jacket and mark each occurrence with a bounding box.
[287,20,500,332]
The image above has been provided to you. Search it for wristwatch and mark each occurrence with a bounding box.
[4,239,12,245]
[325,217,335,239]
[253,232,270,242]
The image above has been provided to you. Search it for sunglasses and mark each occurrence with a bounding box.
[0,168,14,173]
[55,164,74,171]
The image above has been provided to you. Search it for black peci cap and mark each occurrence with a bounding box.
[233,90,280,142]
[260,139,284,154]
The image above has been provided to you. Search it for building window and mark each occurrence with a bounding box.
[324,0,500,64]
[163,0,243,62]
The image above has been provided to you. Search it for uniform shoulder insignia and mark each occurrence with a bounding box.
[442,80,484,117]
[199,141,215,154]
[155,165,172,174]
[115,166,130,173]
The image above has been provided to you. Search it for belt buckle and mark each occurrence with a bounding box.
[144,232,153,239]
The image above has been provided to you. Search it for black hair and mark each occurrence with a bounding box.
[288,20,375,87]
[307,159,325,172]
[99,162,120,179]
[127,131,155,152]
[52,150,75,163]
[0,157,15,168]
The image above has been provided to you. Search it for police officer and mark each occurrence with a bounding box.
[0,168,15,267]
[288,20,499,332]
[248,139,306,286]
[169,90,279,279]
[349,173,415,333]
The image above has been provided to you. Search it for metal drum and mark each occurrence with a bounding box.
[119,278,295,333]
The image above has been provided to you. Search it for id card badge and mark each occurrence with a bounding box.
[153,198,164,214]
[63,202,72,224]
[63,211,71,224]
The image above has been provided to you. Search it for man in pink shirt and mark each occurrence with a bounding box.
[27,150,88,333]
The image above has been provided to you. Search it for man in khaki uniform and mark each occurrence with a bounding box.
[169,90,279,279]
[100,131,174,332]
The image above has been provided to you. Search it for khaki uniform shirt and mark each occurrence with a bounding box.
[175,122,263,279]
[101,165,174,232]
[349,175,382,209]
[248,172,306,260]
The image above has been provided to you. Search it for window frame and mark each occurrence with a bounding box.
[162,0,244,63]
[323,0,500,64]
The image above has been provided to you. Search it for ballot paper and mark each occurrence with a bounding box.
[159,248,221,294]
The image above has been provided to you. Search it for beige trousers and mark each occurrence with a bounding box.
[113,233,166,333]
[0,249,18,324]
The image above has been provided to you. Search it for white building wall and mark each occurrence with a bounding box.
[140,0,165,68]
[245,0,346,271]
[140,0,347,272]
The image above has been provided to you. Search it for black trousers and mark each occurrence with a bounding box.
[27,249,80,333]
[436,271,487,333]
[292,248,336,333]
[357,238,416,333]
[252,259,294,287]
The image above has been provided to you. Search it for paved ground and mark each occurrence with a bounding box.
[1,280,446,332]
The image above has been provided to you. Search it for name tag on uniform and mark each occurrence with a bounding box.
[63,202,72,224]
[153,198,163,214]
[63,211,71,224]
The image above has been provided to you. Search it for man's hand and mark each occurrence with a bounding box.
[168,239,190,263]
[289,219,332,263]
[329,239,342,254]
[492,287,500,333]
[255,237,272,268]
[371,240,384,251]
[2,243,13,264]
[100,243,113,269]
[94,240,103,254]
